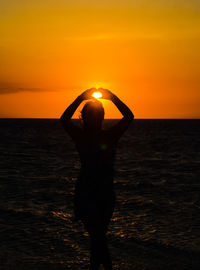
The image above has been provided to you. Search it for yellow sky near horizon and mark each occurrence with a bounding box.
[0,0,200,118]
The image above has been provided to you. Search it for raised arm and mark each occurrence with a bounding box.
[99,88,134,140]
[60,88,95,139]
[111,94,134,120]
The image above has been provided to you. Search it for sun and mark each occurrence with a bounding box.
[92,91,102,99]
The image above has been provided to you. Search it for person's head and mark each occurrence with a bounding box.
[80,100,104,131]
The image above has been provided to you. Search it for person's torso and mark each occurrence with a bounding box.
[75,130,117,197]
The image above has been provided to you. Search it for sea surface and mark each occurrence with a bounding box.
[0,119,199,270]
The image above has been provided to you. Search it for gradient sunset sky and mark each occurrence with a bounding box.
[0,0,200,118]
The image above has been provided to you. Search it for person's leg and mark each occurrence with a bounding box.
[82,216,101,270]
[84,217,113,270]
[89,230,101,270]
[98,231,112,270]
[100,204,114,270]
[81,199,114,270]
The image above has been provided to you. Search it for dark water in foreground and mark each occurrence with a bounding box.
[0,119,199,270]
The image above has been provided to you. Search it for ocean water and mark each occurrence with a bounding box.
[0,119,199,270]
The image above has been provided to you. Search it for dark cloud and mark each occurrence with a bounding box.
[0,88,43,94]
[0,82,51,94]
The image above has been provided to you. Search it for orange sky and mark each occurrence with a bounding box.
[0,0,200,118]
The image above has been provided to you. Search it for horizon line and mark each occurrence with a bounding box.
[0,117,199,120]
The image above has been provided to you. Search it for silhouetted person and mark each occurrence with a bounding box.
[60,88,134,270]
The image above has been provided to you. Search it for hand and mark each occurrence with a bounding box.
[79,88,96,101]
[98,88,114,100]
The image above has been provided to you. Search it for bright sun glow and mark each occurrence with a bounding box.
[92,91,102,99]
